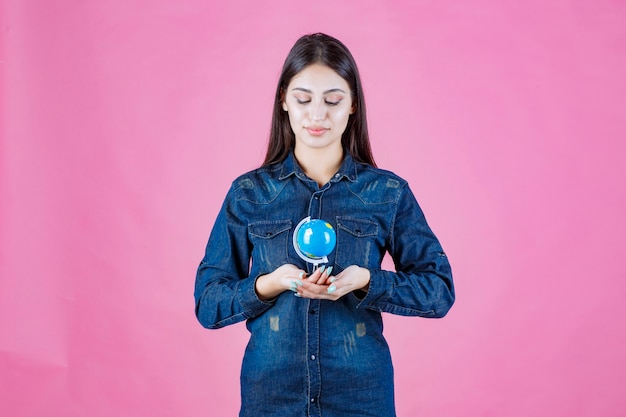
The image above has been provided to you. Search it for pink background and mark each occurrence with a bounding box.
[2,1,625,416]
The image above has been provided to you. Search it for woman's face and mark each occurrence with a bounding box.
[282,64,354,154]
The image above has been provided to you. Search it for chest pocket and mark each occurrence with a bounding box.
[335,216,379,269]
[248,220,292,273]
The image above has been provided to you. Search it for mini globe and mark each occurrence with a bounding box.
[295,219,336,260]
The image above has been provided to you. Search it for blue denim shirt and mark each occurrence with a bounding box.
[195,152,454,417]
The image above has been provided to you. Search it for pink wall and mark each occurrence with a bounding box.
[2,1,625,416]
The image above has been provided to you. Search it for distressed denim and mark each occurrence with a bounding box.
[195,152,455,417]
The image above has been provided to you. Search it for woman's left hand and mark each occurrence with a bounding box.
[295,265,370,300]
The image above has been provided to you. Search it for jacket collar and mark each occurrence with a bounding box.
[279,151,358,183]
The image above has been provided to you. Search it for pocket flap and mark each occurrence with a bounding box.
[249,220,292,239]
[336,217,378,237]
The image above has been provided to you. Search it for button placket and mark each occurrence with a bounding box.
[306,298,321,416]
[304,183,330,417]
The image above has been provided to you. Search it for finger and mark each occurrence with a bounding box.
[305,266,326,285]
[312,269,334,286]
[295,285,337,300]
[288,279,303,293]
[324,275,353,298]
[297,280,324,294]
[315,265,330,284]
[320,266,335,285]
[297,279,346,300]
[286,270,306,292]
[317,265,336,285]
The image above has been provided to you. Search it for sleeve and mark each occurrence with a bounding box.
[357,184,455,318]
[194,185,275,329]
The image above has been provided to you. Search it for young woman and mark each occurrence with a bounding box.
[194,33,455,417]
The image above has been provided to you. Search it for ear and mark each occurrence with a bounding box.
[280,88,288,111]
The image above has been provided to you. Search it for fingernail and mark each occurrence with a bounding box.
[294,293,302,297]
[319,265,326,273]
[327,285,336,294]
[325,266,333,276]
[290,281,298,292]
[298,272,305,279]
[329,277,336,283]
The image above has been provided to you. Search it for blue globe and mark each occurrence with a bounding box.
[295,219,336,259]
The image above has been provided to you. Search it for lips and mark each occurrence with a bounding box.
[306,127,329,136]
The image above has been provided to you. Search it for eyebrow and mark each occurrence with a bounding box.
[292,87,347,95]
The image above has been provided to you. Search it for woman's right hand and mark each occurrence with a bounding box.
[255,264,306,301]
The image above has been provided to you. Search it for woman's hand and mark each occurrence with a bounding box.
[255,264,306,301]
[295,265,370,301]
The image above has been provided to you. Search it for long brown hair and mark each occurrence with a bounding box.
[262,33,376,167]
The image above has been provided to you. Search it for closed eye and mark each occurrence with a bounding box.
[294,98,343,106]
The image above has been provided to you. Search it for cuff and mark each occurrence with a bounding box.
[237,275,275,318]
[356,269,391,311]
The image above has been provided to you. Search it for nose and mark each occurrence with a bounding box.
[309,101,326,121]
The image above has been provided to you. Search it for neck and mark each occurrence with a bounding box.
[294,145,344,187]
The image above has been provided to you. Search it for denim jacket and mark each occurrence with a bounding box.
[195,152,454,417]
